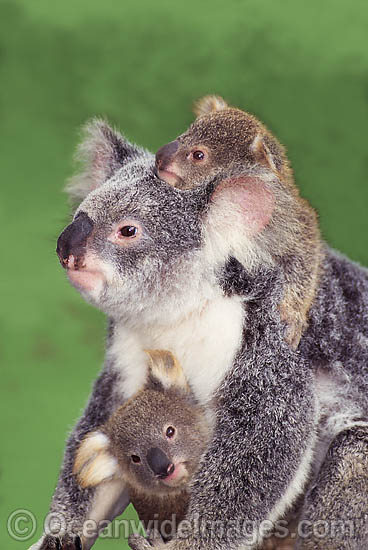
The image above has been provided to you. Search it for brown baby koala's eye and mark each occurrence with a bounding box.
[166,426,176,439]
[120,225,138,238]
[192,150,205,161]
[131,454,141,463]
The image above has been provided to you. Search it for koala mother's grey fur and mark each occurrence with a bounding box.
[34,121,368,550]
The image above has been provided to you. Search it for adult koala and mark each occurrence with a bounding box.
[33,119,368,550]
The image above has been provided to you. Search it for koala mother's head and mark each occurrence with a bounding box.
[56,120,214,323]
[56,120,276,323]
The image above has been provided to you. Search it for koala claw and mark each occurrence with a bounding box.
[40,534,82,550]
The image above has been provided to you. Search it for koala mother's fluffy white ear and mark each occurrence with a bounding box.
[73,431,120,488]
[66,119,144,205]
[203,176,275,270]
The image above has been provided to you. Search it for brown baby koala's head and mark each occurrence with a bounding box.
[73,350,210,495]
[155,95,289,190]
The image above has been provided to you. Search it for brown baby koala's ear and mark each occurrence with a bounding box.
[193,95,230,117]
[73,431,120,488]
[144,350,189,392]
[250,133,284,174]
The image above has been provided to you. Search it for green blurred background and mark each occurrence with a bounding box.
[1,0,367,548]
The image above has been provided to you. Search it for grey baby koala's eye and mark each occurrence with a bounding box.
[166,426,176,439]
[131,454,141,463]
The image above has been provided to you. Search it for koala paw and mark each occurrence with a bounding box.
[129,531,165,550]
[40,533,83,550]
[279,304,305,350]
[129,534,152,550]
[284,321,303,350]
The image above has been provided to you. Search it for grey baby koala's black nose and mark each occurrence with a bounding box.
[146,447,173,478]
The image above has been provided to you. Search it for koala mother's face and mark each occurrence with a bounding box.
[57,155,210,322]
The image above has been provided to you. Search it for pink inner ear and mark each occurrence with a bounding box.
[91,148,112,189]
[212,176,275,235]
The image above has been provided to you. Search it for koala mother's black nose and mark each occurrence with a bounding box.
[146,448,173,478]
[155,140,179,169]
[56,212,94,267]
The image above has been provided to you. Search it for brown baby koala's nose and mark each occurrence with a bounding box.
[56,211,94,269]
[155,140,179,170]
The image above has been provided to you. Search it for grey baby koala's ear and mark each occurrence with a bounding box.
[144,349,189,392]
[73,431,120,488]
[66,118,143,204]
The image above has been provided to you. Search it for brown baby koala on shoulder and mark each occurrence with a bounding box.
[155,96,323,348]
[73,350,210,541]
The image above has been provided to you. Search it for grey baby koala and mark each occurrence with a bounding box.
[73,349,210,542]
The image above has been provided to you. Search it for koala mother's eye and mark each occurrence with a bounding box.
[109,220,143,246]
[131,455,141,463]
[120,225,138,238]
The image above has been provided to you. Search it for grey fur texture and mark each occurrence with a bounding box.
[295,425,368,550]
[33,121,368,550]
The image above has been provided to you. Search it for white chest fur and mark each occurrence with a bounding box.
[109,293,245,405]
